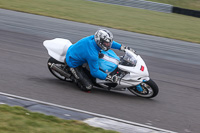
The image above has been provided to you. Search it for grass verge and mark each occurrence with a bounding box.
[0,0,199,44]
[0,104,118,133]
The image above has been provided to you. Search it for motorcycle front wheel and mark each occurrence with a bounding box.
[47,57,72,82]
[128,79,159,98]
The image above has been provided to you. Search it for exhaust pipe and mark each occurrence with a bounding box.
[48,63,71,78]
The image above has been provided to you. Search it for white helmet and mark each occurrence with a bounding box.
[94,29,113,51]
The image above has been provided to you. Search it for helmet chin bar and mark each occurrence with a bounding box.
[101,43,111,51]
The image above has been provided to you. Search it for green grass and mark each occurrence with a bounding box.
[146,0,200,10]
[0,104,118,133]
[0,0,200,44]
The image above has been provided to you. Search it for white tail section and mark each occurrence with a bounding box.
[43,38,72,62]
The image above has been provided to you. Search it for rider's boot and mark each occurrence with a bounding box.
[70,67,93,92]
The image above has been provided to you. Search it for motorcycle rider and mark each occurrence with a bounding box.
[65,29,132,92]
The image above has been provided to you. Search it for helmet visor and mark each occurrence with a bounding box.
[103,41,112,48]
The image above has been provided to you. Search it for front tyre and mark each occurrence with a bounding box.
[128,79,159,98]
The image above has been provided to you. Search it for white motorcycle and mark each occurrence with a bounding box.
[43,38,159,98]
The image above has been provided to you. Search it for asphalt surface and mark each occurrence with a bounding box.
[0,9,200,133]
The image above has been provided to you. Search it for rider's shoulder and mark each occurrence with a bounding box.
[83,35,94,39]
[79,35,94,43]
[86,35,95,41]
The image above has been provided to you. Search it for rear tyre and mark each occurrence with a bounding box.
[47,57,72,82]
[128,79,159,98]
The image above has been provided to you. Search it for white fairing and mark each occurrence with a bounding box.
[118,49,149,87]
[43,38,72,62]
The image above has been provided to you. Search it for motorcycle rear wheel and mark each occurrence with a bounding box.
[47,57,72,82]
[128,79,159,98]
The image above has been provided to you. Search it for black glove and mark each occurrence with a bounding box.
[120,45,135,52]
[106,74,118,83]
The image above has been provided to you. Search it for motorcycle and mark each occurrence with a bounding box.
[43,38,159,98]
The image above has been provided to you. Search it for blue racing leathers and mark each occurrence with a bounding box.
[65,35,121,80]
